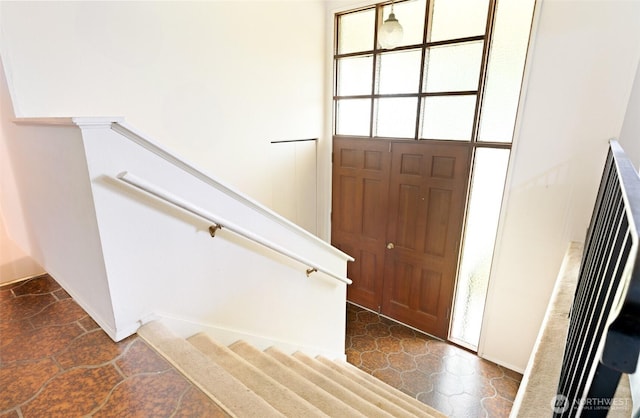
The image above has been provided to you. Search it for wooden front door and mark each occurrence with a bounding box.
[332,138,471,339]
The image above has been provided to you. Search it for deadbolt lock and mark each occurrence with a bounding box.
[386,242,395,249]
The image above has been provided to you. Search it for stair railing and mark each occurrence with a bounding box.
[117,171,352,285]
[554,140,640,417]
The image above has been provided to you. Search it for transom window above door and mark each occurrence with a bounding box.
[334,0,492,141]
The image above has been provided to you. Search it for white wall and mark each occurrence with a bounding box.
[0,0,349,355]
[270,139,318,234]
[619,58,640,170]
[81,121,348,352]
[480,0,640,371]
[0,1,324,231]
[0,113,118,338]
[0,205,44,285]
[0,60,44,284]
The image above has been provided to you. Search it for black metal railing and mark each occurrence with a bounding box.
[554,140,640,417]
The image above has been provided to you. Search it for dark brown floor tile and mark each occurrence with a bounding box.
[0,293,56,322]
[475,358,506,379]
[0,358,60,409]
[418,390,453,416]
[346,305,358,322]
[53,288,71,300]
[483,395,514,418]
[431,371,465,396]
[22,364,122,417]
[459,373,496,399]
[173,387,230,418]
[0,275,238,417]
[0,319,34,348]
[11,276,59,296]
[356,310,380,325]
[414,353,443,375]
[427,340,458,358]
[450,392,487,418]
[500,365,523,381]
[92,370,190,417]
[55,329,131,370]
[345,348,362,367]
[491,376,520,401]
[400,369,433,396]
[346,320,367,337]
[0,409,19,418]
[0,279,27,290]
[116,339,172,377]
[389,324,417,339]
[345,303,519,417]
[29,299,87,328]
[77,315,100,332]
[443,353,476,376]
[350,335,377,352]
[366,321,391,337]
[388,351,416,371]
[376,335,402,353]
[0,323,84,362]
[401,337,429,355]
[372,367,403,388]
[452,345,482,361]
[360,350,389,372]
[0,288,14,301]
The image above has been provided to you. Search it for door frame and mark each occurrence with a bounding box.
[332,136,473,339]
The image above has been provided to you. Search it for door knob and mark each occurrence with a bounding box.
[386,242,395,249]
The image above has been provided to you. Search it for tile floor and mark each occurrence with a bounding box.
[0,274,228,417]
[345,302,522,418]
[1,274,522,417]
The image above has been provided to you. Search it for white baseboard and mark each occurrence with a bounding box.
[149,312,346,361]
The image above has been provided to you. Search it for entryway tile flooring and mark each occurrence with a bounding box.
[345,303,522,418]
[1,274,522,417]
[0,274,228,417]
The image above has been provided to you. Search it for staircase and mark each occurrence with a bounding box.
[138,321,446,418]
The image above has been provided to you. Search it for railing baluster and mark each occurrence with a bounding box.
[554,141,640,417]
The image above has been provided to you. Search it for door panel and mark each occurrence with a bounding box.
[332,138,470,339]
[382,142,470,338]
[332,138,391,310]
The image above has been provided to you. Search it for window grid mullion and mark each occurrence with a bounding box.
[414,0,432,141]
[334,0,507,148]
[368,5,383,138]
[470,0,498,144]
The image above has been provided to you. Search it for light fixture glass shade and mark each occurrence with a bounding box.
[378,12,403,49]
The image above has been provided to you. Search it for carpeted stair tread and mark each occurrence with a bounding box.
[292,351,419,418]
[320,357,448,418]
[188,333,328,418]
[265,346,397,418]
[137,321,282,418]
[228,340,367,418]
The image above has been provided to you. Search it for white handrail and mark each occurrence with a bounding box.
[117,171,352,285]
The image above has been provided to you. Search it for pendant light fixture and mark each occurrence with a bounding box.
[378,0,403,49]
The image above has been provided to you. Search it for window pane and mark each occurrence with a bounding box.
[450,148,510,349]
[338,8,375,54]
[374,98,417,138]
[336,99,371,136]
[424,41,484,93]
[377,49,422,94]
[337,55,373,96]
[478,0,536,143]
[429,0,490,42]
[380,0,426,48]
[420,95,476,140]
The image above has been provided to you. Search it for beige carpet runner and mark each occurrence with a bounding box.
[138,321,446,418]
